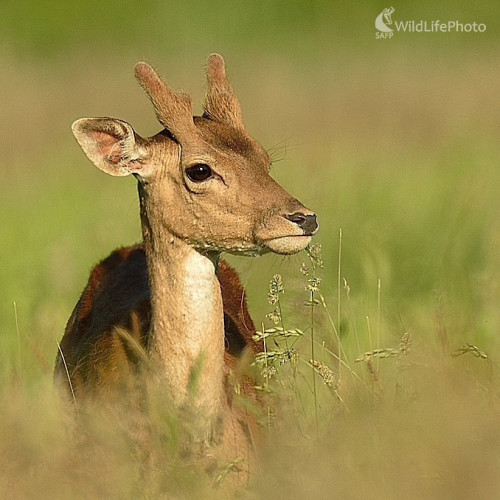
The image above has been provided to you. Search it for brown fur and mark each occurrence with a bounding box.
[56,244,261,398]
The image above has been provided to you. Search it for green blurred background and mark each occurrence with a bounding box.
[0,0,498,496]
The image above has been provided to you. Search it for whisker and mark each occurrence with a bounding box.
[267,138,298,163]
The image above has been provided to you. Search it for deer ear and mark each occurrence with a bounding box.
[72,118,149,177]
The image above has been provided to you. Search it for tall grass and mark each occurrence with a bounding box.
[250,242,498,498]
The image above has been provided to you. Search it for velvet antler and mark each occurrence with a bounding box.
[203,54,244,129]
[134,62,197,143]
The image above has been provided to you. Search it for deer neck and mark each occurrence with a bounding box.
[139,184,225,430]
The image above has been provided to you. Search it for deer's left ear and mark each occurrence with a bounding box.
[72,118,151,177]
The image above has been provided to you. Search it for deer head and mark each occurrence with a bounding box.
[71,54,317,256]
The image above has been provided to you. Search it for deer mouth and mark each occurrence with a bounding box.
[263,235,312,255]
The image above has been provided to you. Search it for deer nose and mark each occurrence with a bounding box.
[285,212,319,236]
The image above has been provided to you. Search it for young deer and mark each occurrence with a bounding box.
[55,54,317,473]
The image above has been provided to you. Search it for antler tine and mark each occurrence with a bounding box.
[134,62,197,142]
[203,54,244,129]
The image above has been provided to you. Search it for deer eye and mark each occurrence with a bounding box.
[185,163,213,182]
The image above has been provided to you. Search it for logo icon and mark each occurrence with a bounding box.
[375,7,395,32]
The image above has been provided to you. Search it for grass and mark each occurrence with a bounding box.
[1,2,499,497]
[250,242,498,499]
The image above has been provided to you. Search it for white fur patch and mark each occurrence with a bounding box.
[181,251,220,355]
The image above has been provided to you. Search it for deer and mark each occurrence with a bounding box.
[54,54,318,481]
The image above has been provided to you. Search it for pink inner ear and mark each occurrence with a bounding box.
[90,131,123,164]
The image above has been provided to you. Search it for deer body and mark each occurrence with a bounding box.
[55,55,317,473]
